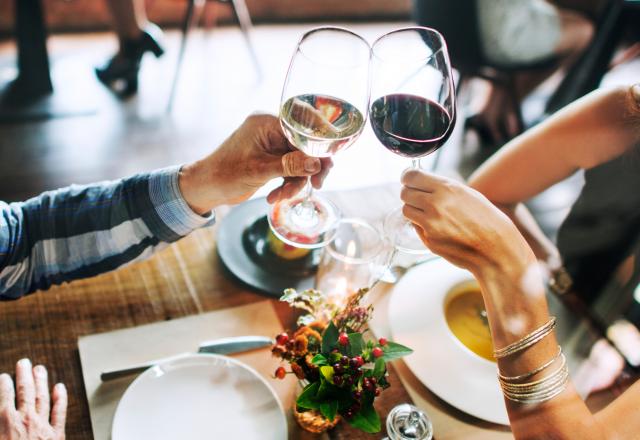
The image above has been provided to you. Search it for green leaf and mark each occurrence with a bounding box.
[296,381,321,410]
[382,341,413,361]
[319,365,334,383]
[311,354,328,366]
[322,321,339,354]
[373,357,386,380]
[347,404,381,433]
[347,333,364,357]
[319,400,339,422]
[328,351,342,364]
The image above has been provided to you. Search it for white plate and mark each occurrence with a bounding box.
[112,354,287,440]
[388,258,509,425]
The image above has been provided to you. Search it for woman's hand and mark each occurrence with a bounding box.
[400,170,536,277]
[0,359,67,440]
[179,113,332,214]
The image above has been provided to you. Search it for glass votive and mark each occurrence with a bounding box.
[315,218,389,308]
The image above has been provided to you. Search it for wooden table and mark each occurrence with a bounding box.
[0,186,516,439]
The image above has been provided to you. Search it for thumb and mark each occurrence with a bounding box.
[279,151,321,177]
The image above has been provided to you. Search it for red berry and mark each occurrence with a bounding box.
[275,366,286,379]
[379,337,388,346]
[338,332,349,346]
[340,355,350,366]
[372,347,384,358]
[354,356,364,367]
[333,363,344,375]
[344,409,354,419]
[333,375,344,386]
[375,387,381,396]
[275,333,289,345]
[349,358,360,369]
[353,390,362,400]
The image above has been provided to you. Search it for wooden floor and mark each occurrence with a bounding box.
[0,23,638,236]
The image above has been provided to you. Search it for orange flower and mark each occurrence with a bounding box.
[291,362,306,380]
[293,335,308,356]
[294,326,322,344]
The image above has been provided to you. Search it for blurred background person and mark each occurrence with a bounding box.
[95,0,165,97]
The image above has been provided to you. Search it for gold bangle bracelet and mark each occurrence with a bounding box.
[493,316,556,359]
[500,355,569,404]
[498,347,563,382]
[499,354,566,389]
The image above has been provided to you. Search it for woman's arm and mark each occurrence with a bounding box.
[469,85,640,265]
[400,170,640,439]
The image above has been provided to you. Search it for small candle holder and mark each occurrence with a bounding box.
[315,218,389,308]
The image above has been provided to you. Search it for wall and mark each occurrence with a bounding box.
[0,0,412,34]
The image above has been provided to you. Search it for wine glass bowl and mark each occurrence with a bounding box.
[268,27,371,249]
[369,27,456,254]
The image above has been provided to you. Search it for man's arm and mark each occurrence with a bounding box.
[0,167,213,299]
[0,114,330,299]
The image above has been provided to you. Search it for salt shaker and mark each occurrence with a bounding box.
[384,404,433,440]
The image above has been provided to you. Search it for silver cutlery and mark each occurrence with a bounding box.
[100,335,273,381]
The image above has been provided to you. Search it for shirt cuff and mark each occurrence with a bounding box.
[148,166,215,237]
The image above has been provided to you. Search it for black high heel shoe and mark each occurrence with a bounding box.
[95,24,165,97]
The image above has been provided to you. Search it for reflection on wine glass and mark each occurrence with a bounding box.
[370,27,456,254]
[268,27,370,249]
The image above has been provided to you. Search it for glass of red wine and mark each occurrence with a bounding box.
[268,27,370,249]
[370,27,456,254]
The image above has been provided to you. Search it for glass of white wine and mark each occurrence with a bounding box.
[268,27,370,249]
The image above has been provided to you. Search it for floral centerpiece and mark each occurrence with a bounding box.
[271,287,413,434]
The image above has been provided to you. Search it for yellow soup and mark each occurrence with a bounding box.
[444,283,495,362]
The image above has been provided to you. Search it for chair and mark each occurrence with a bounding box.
[413,0,557,137]
[167,0,261,111]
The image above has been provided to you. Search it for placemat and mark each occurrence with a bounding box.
[78,300,415,439]
[78,301,293,439]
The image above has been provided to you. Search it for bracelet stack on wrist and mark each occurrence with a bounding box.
[493,316,556,359]
[499,352,569,404]
[494,317,568,404]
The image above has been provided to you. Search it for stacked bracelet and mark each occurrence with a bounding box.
[499,353,569,404]
[498,346,563,382]
[493,316,556,359]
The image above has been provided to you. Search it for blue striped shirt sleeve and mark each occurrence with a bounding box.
[0,166,214,299]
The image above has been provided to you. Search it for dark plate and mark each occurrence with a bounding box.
[217,198,320,297]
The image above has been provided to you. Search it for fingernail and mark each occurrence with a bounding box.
[34,365,47,375]
[55,383,66,391]
[18,358,31,368]
[304,158,319,172]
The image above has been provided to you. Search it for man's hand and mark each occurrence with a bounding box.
[400,170,536,277]
[179,114,332,214]
[0,359,67,440]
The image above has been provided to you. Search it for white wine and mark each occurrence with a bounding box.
[280,94,365,157]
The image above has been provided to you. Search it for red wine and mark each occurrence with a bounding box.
[370,93,454,158]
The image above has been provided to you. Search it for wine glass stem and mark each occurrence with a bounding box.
[293,177,317,222]
[411,158,422,170]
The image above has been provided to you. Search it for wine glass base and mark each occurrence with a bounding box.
[268,196,340,249]
[384,208,433,255]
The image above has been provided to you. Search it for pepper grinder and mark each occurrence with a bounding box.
[384,404,433,440]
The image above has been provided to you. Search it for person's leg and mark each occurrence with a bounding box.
[104,0,148,41]
[97,0,163,96]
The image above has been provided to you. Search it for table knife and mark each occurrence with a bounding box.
[100,335,273,381]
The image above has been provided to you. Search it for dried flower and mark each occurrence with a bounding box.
[291,362,306,380]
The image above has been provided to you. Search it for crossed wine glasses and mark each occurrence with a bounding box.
[268,26,456,255]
